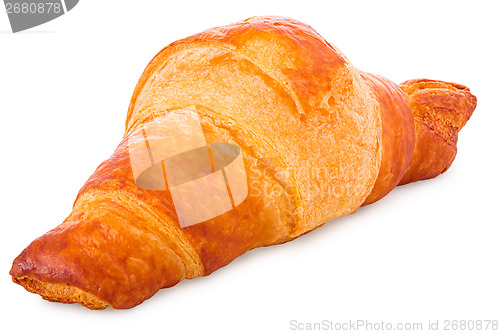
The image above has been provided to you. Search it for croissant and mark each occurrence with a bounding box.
[10,16,476,309]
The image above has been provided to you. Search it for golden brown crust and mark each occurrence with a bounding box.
[398,79,476,184]
[125,16,382,235]
[10,212,187,309]
[10,17,475,310]
[360,72,415,205]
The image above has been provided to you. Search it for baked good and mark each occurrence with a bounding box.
[10,16,476,309]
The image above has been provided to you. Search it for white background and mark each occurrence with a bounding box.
[1,1,499,333]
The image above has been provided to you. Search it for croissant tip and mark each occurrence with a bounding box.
[10,242,110,310]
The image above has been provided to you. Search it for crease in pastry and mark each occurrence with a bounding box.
[70,189,201,278]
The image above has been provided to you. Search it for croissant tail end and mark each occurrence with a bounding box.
[398,79,477,185]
